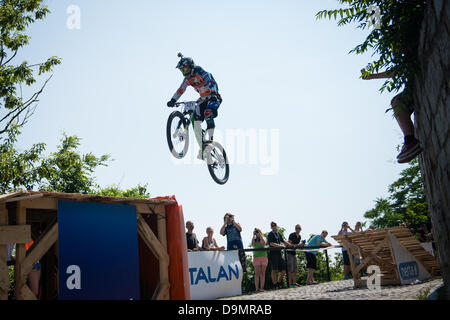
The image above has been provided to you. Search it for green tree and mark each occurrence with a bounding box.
[38,134,110,193]
[317,0,427,101]
[0,125,45,193]
[364,159,429,229]
[0,0,61,136]
[97,183,151,199]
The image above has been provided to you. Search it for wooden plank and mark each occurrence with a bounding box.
[4,194,43,203]
[21,198,58,210]
[137,214,169,265]
[18,284,37,301]
[156,207,169,296]
[14,202,27,300]
[156,282,170,300]
[0,191,28,203]
[0,203,8,300]
[355,237,388,274]
[0,225,31,244]
[20,223,58,280]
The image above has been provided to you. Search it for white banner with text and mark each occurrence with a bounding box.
[188,250,243,300]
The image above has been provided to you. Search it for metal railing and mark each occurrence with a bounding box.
[238,245,343,284]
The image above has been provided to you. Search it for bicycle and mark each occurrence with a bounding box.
[166,101,230,185]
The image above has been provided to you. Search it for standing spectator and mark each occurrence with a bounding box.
[202,227,225,251]
[368,225,376,231]
[338,222,353,280]
[287,224,305,288]
[220,213,246,272]
[304,230,332,285]
[354,221,363,232]
[415,223,432,243]
[251,228,268,292]
[353,222,364,274]
[267,221,290,289]
[186,221,200,252]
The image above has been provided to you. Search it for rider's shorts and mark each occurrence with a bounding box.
[195,95,221,121]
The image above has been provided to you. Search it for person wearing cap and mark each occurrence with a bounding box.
[267,222,290,290]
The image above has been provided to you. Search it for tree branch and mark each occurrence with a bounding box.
[0,75,53,136]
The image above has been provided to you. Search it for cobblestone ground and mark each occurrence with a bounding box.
[223,277,443,300]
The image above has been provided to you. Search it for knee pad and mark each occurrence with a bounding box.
[204,109,213,121]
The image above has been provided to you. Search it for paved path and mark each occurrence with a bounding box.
[223,277,443,300]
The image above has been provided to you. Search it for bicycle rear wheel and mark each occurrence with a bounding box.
[205,141,230,185]
[166,111,189,159]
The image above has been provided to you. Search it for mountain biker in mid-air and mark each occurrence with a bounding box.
[167,53,222,160]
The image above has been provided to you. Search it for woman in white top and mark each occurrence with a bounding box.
[202,227,225,251]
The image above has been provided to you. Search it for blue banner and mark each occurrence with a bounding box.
[58,201,140,300]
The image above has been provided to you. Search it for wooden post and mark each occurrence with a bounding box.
[156,205,170,300]
[0,203,8,300]
[14,201,31,300]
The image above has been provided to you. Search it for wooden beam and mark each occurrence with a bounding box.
[156,282,170,300]
[354,237,389,274]
[156,208,169,298]
[20,223,58,281]
[14,201,27,300]
[137,214,169,265]
[0,203,8,300]
[18,284,37,301]
[0,225,31,244]
[21,198,58,210]
[4,194,43,203]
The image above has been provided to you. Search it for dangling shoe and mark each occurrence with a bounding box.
[397,139,422,163]
[197,149,206,161]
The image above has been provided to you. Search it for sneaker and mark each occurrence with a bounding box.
[397,140,421,163]
[197,149,206,161]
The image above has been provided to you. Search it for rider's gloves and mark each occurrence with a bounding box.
[167,98,176,108]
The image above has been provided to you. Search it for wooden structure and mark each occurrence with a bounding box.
[332,226,441,288]
[0,190,185,300]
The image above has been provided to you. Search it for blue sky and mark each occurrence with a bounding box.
[16,0,406,256]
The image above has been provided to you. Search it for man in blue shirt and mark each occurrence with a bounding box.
[305,230,332,285]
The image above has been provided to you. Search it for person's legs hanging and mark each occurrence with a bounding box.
[391,93,421,163]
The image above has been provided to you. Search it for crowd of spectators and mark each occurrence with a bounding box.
[184,214,436,291]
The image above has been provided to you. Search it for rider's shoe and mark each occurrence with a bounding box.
[397,139,421,163]
[197,149,206,161]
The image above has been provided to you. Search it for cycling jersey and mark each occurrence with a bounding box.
[172,66,219,101]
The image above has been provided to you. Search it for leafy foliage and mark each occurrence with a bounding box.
[317,0,427,100]
[0,0,61,136]
[37,134,110,193]
[364,158,429,229]
[96,183,151,199]
[0,124,45,193]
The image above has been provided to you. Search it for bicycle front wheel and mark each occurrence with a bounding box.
[205,141,230,185]
[166,111,189,159]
